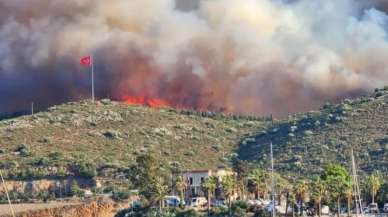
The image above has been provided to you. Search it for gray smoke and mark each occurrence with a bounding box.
[1,0,388,116]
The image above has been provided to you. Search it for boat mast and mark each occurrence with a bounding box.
[351,148,363,216]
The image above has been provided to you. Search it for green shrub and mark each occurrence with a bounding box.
[75,161,97,178]
[176,209,199,217]
[48,152,64,161]
[254,209,271,217]
[15,144,30,157]
[211,206,228,216]
[70,181,84,197]
[232,201,249,217]
[112,189,131,201]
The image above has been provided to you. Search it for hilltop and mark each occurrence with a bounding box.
[0,87,387,183]
[238,87,388,178]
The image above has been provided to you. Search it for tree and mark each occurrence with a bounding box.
[202,176,217,215]
[175,176,187,207]
[376,182,388,205]
[283,181,294,216]
[275,174,290,207]
[152,177,169,212]
[129,153,168,207]
[294,180,309,216]
[311,177,326,217]
[222,175,237,217]
[248,169,269,199]
[367,171,383,204]
[232,159,252,200]
[321,164,352,217]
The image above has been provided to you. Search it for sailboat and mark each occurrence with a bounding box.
[351,148,364,217]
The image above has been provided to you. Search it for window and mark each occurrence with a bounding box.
[201,177,204,183]
[189,177,193,185]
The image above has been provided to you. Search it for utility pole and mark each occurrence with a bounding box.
[31,102,34,115]
[0,170,15,217]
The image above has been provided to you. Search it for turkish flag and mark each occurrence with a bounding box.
[80,56,91,66]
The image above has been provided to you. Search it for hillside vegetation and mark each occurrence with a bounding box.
[0,87,387,182]
[238,87,388,178]
[0,99,267,180]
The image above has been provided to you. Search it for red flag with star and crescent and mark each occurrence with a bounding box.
[80,56,91,66]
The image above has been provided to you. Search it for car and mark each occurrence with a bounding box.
[247,199,264,206]
[321,205,330,215]
[368,203,379,213]
[383,203,388,213]
[362,207,370,214]
[211,199,226,207]
[265,202,283,213]
[164,196,185,207]
[190,197,208,207]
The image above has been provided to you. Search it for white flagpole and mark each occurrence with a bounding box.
[91,55,95,103]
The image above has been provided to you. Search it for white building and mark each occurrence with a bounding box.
[179,167,235,198]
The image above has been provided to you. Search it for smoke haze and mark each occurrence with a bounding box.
[1,0,388,116]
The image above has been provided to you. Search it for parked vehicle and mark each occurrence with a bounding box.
[211,199,225,207]
[190,197,208,207]
[164,196,184,207]
[247,199,264,206]
[368,203,379,213]
[265,202,283,213]
[383,203,388,213]
[321,205,330,215]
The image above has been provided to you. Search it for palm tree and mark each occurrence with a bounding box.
[311,177,326,217]
[294,180,309,216]
[222,175,237,217]
[153,177,169,212]
[248,169,269,199]
[202,176,217,215]
[175,176,187,207]
[367,171,382,204]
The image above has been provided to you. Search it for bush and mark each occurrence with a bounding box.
[254,209,272,217]
[70,181,84,197]
[48,152,64,161]
[112,189,131,201]
[232,201,249,217]
[211,206,228,216]
[15,144,30,157]
[75,161,97,178]
[176,209,199,217]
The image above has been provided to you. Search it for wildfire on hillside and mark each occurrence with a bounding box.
[122,96,170,108]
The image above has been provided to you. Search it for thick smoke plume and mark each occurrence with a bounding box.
[1,0,388,116]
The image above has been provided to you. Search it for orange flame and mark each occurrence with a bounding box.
[122,95,170,108]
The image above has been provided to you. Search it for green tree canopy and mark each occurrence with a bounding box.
[321,164,352,217]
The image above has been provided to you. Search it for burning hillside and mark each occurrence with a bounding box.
[123,96,170,108]
[1,0,388,116]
